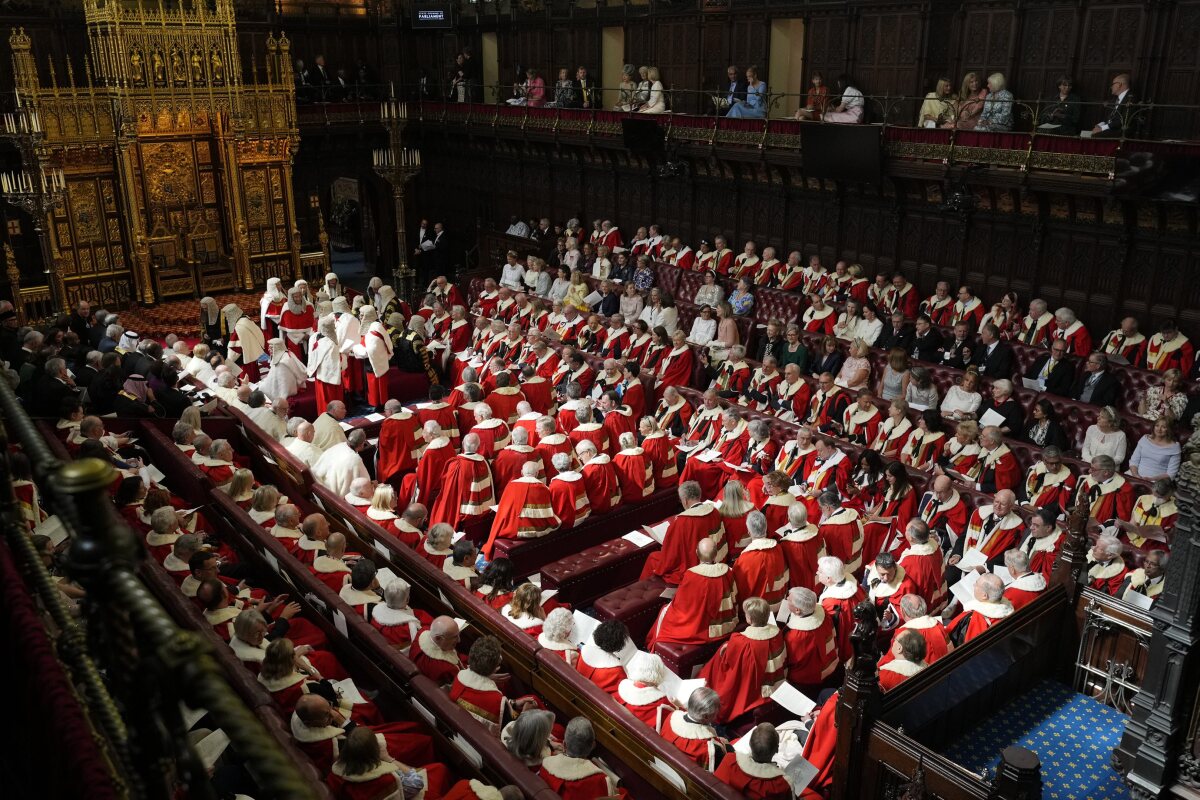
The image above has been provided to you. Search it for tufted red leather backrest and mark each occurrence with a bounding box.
[654,262,682,297]
[676,271,705,304]
[754,289,803,327]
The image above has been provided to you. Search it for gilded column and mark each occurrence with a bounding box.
[115,136,154,304]
[280,142,302,281]
[217,129,252,290]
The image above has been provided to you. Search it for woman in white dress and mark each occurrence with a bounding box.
[688,304,717,347]
[940,369,983,421]
[639,67,667,114]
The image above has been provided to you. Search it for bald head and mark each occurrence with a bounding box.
[697,537,718,564]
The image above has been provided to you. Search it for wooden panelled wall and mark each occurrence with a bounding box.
[409,135,1200,337]
[399,0,1200,135]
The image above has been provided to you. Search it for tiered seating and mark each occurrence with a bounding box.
[186,410,746,800]
[128,420,562,798]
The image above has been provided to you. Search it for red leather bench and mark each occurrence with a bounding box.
[655,640,723,680]
[593,578,670,647]
[491,486,681,577]
[540,537,661,608]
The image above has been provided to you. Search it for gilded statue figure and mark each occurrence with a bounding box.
[210,50,224,84]
[191,50,204,83]
[130,49,145,84]
[152,50,166,84]
[171,48,187,83]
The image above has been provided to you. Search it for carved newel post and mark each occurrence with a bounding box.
[1114,451,1200,798]
[831,600,882,800]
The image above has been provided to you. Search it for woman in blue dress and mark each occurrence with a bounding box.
[727,65,767,119]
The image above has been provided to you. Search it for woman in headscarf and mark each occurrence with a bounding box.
[199,297,222,344]
[259,276,286,337]
[114,373,161,417]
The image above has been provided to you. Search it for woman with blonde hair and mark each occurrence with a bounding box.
[641,66,667,113]
[1082,405,1128,465]
[950,71,988,129]
[720,479,755,556]
[1140,368,1188,422]
[502,582,548,636]
[918,77,956,127]
[564,269,590,312]
[878,347,912,401]
[226,467,255,506]
[248,484,282,524]
[180,404,203,434]
[836,337,872,391]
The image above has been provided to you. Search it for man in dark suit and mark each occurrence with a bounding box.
[875,311,914,352]
[531,217,555,257]
[414,221,448,284]
[74,350,102,388]
[1092,73,1136,139]
[940,321,975,369]
[34,357,80,412]
[572,66,597,109]
[1024,340,1076,396]
[68,300,92,341]
[122,340,162,379]
[970,323,1015,378]
[721,65,748,116]
[1071,352,1121,406]
[910,314,943,362]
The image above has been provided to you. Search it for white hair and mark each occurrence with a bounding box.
[787,587,816,615]
[626,652,666,686]
[746,511,768,539]
[552,453,572,472]
[542,607,574,643]
[384,579,411,608]
[817,555,845,583]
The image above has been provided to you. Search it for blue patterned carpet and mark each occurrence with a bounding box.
[942,679,1130,800]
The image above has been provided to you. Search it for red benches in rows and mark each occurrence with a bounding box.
[211,413,745,800]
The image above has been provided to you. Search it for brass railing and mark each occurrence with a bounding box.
[0,378,319,800]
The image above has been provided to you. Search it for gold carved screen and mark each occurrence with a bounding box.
[51,150,133,309]
[6,2,298,310]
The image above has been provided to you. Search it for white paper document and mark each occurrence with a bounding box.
[35,514,69,546]
[376,567,401,588]
[332,678,368,704]
[622,530,656,548]
[978,408,1006,428]
[1125,591,1154,611]
[949,570,981,606]
[572,610,602,647]
[957,548,989,570]
[993,565,1014,585]
[364,413,386,423]
[646,521,671,544]
[338,420,355,431]
[770,682,817,716]
[1021,378,1045,392]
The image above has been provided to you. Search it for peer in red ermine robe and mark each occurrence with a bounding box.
[640,502,727,585]
[698,624,787,724]
[646,562,738,651]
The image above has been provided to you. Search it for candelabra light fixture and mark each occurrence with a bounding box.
[374,95,423,302]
